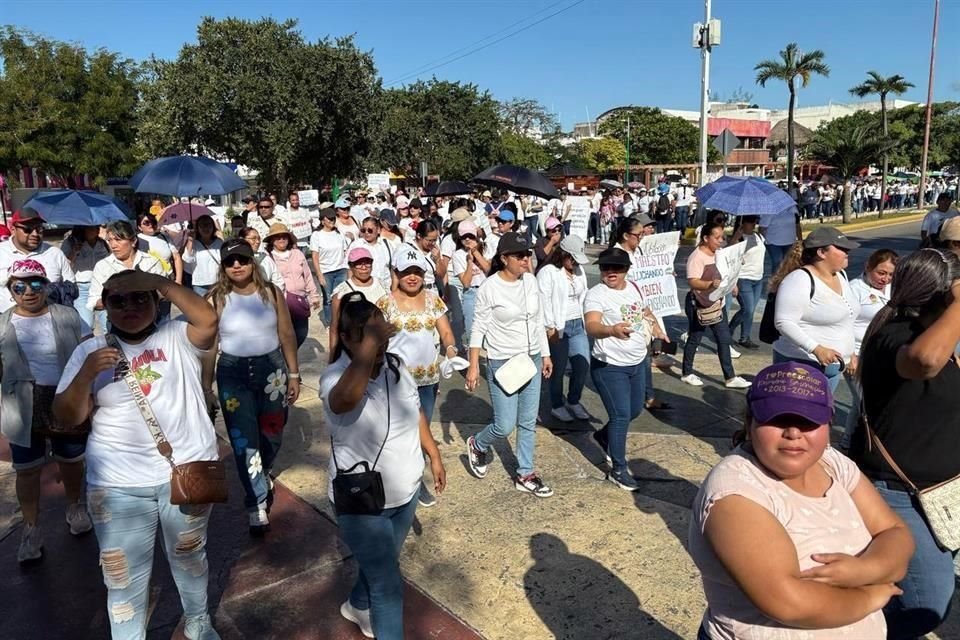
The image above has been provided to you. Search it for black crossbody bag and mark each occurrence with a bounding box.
[330,371,391,515]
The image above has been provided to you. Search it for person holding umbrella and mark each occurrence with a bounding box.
[0,209,75,313]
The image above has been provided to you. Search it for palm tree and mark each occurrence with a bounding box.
[850,72,914,218]
[755,43,830,187]
[806,124,895,223]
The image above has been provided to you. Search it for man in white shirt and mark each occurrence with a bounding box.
[278,192,314,254]
[921,194,958,246]
[0,209,75,312]
[674,178,695,231]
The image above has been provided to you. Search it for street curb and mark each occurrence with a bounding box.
[822,212,925,235]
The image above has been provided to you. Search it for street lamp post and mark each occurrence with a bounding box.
[694,2,720,186]
[918,0,940,208]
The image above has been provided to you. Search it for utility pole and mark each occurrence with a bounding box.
[694,1,720,186]
[625,116,631,184]
[918,0,940,209]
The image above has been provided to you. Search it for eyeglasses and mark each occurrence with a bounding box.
[350,260,374,268]
[15,225,43,235]
[625,231,642,239]
[11,280,46,295]
[224,255,252,268]
[105,291,153,309]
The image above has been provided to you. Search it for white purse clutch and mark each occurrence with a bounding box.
[494,353,537,395]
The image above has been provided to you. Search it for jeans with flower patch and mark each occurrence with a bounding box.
[217,348,289,512]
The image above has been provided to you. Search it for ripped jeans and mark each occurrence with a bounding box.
[87,483,214,640]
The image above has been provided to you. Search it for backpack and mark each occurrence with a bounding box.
[656,194,671,214]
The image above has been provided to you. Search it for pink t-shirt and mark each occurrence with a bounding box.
[686,248,720,307]
[688,447,886,639]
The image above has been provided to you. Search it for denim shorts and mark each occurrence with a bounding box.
[10,431,87,471]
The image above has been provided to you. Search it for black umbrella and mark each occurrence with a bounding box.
[472,164,560,200]
[424,180,472,197]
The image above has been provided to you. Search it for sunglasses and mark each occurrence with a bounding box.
[257,204,273,209]
[506,252,531,261]
[15,225,43,235]
[361,227,378,233]
[224,255,253,268]
[460,234,477,241]
[105,291,153,309]
[140,219,156,227]
[497,219,512,225]
[11,280,46,295]
[599,265,629,272]
[548,228,561,233]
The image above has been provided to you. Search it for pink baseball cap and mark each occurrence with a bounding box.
[458,220,478,236]
[348,246,373,263]
[545,217,562,230]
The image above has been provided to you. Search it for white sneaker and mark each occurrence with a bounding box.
[184,613,221,640]
[729,346,742,359]
[550,406,575,423]
[248,507,270,536]
[681,374,704,387]
[66,503,92,536]
[679,331,689,344]
[340,600,374,638]
[725,376,752,389]
[567,403,591,420]
[17,523,43,563]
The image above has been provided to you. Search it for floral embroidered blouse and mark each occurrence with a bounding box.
[377,290,447,386]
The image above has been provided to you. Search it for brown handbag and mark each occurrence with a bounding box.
[106,335,227,505]
[32,385,91,437]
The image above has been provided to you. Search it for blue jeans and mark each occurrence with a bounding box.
[643,355,655,403]
[292,314,309,347]
[87,483,213,640]
[460,286,478,349]
[840,373,860,450]
[675,206,690,231]
[655,215,671,234]
[873,481,956,639]
[337,497,418,640]
[730,278,764,342]
[591,358,645,472]
[526,214,539,244]
[193,285,210,297]
[74,280,106,334]
[475,354,542,477]
[10,431,86,470]
[682,292,736,380]
[321,268,347,326]
[766,244,791,275]
[772,351,843,395]
[548,318,589,409]
[417,383,438,424]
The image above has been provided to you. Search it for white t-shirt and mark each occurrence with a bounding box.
[737,233,766,281]
[469,272,550,360]
[336,218,361,244]
[137,233,178,277]
[451,245,494,289]
[182,238,224,287]
[88,251,166,310]
[675,185,695,207]
[12,314,62,385]
[921,207,958,235]
[440,234,457,259]
[56,321,218,488]
[332,277,387,304]
[218,290,280,357]
[565,273,587,321]
[849,277,890,355]
[584,282,649,366]
[0,242,75,312]
[309,230,349,273]
[61,236,110,283]
[759,211,798,247]
[320,355,424,508]
[347,238,393,290]
[773,268,860,363]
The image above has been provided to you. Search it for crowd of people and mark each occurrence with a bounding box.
[0,176,959,640]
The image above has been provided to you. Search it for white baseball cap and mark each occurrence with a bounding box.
[392,247,430,272]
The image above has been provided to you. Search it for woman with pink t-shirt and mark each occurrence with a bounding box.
[688,361,914,639]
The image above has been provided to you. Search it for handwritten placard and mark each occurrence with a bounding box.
[709,241,747,302]
[565,195,591,241]
[634,231,681,317]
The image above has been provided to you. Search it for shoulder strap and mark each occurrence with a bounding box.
[105,333,176,467]
[801,267,816,299]
[861,397,919,493]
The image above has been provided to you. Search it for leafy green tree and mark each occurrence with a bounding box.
[806,119,894,222]
[597,107,715,165]
[497,98,559,137]
[755,43,829,183]
[849,72,914,217]
[370,79,502,180]
[0,27,141,186]
[576,138,626,174]
[137,17,380,197]
[501,131,552,170]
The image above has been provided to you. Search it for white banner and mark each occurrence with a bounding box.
[565,195,591,241]
[709,241,747,302]
[279,207,314,242]
[297,189,319,207]
[633,231,681,317]
[367,173,391,193]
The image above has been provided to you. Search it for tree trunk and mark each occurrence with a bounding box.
[879,94,888,219]
[842,180,852,224]
[786,82,796,184]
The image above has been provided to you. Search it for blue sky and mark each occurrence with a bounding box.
[5,0,959,129]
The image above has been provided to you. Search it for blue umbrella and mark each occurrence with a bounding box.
[130,155,247,197]
[694,176,797,217]
[23,190,131,226]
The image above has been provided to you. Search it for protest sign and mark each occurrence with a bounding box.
[297,189,319,207]
[367,173,391,193]
[709,241,747,302]
[280,207,314,242]
[633,231,681,317]
[565,196,591,241]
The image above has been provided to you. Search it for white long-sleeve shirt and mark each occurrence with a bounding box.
[849,276,890,355]
[88,251,165,310]
[469,272,550,360]
[773,268,860,363]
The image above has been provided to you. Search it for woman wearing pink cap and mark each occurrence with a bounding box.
[688,361,913,639]
[328,246,388,362]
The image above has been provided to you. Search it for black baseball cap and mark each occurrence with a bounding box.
[802,226,859,251]
[319,206,336,220]
[220,238,255,261]
[495,231,532,256]
[241,195,256,204]
[595,247,631,268]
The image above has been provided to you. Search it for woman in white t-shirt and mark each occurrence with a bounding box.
[181,214,224,296]
[376,248,456,508]
[137,213,183,321]
[537,235,590,424]
[204,239,300,535]
[310,208,349,326]
[53,270,222,640]
[584,248,666,491]
[328,246,388,363]
[405,219,446,293]
[728,216,766,349]
[465,232,555,498]
[321,293,445,639]
[449,220,493,351]
[61,224,109,333]
[839,248,897,450]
